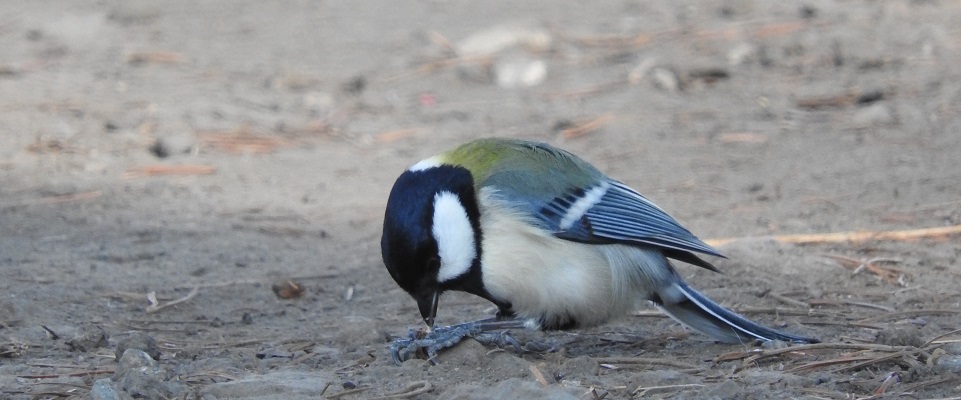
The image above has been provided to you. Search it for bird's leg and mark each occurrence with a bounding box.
[389,318,529,364]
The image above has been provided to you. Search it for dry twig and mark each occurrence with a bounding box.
[0,190,102,209]
[805,298,896,313]
[375,129,423,143]
[714,342,915,364]
[921,328,961,348]
[593,356,698,370]
[124,165,217,179]
[325,385,372,399]
[720,328,960,375]
[706,225,961,247]
[127,51,186,64]
[632,384,705,397]
[17,369,115,379]
[545,81,626,101]
[785,354,877,373]
[368,381,432,400]
[795,91,860,110]
[824,255,906,286]
[146,286,200,314]
[199,128,289,154]
[857,309,959,323]
[718,132,768,144]
[183,371,239,384]
[529,365,549,386]
[558,113,615,139]
[764,292,810,308]
[828,350,917,373]
[569,32,653,48]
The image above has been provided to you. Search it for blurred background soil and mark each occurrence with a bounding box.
[1,1,960,398]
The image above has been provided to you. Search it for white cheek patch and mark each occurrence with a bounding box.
[432,191,477,283]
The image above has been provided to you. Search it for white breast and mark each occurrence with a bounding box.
[477,188,671,328]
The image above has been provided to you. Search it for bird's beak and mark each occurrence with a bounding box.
[417,290,439,330]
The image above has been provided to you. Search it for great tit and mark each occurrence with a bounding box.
[381,138,816,362]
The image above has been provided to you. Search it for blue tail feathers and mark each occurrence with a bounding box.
[659,282,818,344]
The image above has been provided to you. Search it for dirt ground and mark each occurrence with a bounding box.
[2,1,961,399]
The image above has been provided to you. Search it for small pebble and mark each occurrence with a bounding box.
[118,348,158,373]
[935,355,961,374]
[651,67,680,92]
[942,342,961,355]
[728,43,756,66]
[90,379,123,400]
[761,339,791,349]
[495,56,547,88]
[272,280,305,299]
[150,134,196,158]
[456,25,551,57]
[66,323,108,352]
[116,331,161,361]
[200,371,333,398]
[628,57,657,84]
[116,348,187,399]
[875,325,925,347]
[851,103,895,127]
[342,75,367,94]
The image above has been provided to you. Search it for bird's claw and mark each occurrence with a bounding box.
[388,325,521,365]
[473,330,522,352]
[389,325,471,364]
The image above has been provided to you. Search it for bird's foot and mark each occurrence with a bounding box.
[389,325,471,364]
[520,339,559,353]
[472,330,522,352]
[389,324,522,364]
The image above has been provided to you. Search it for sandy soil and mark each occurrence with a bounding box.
[2,1,961,399]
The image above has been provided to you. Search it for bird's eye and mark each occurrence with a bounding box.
[427,256,441,271]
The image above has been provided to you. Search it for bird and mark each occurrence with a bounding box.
[381,138,816,362]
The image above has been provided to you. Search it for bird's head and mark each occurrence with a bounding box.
[381,161,483,329]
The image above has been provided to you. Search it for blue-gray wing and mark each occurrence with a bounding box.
[536,180,724,271]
